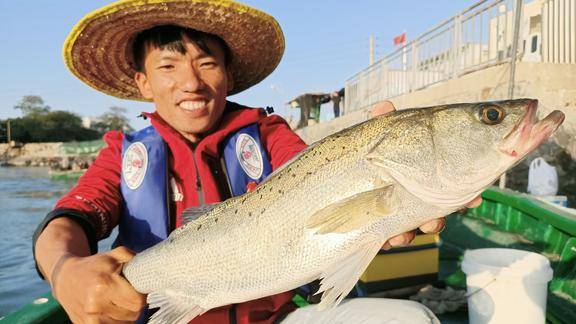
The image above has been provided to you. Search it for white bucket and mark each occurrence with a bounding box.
[461,248,553,324]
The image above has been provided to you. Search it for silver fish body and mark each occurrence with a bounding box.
[123,99,564,323]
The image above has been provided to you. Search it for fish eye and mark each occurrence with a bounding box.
[480,105,505,125]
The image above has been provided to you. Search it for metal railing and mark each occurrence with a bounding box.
[542,0,576,63]
[344,0,573,113]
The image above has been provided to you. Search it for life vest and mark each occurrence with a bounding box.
[222,123,272,196]
[116,123,271,252]
[117,122,313,323]
[115,126,169,252]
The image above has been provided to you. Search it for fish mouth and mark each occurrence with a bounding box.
[500,99,565,158]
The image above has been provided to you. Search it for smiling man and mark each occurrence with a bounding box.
[32,1,477,323]
[133,27,233,143]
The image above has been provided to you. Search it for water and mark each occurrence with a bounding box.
[0,167,114,317]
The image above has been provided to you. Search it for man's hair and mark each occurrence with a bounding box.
[132,25,232,72]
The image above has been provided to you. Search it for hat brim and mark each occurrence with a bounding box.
[63,0,285,101]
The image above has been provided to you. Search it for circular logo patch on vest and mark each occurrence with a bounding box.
[236,134,264,180]
[122,142,148,190]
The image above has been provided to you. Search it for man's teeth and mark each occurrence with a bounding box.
[179,101,205,111]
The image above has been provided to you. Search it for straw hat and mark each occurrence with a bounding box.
[63,0,285,101]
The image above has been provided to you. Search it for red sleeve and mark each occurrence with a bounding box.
[54,131,124,240]
[259,114,308,170]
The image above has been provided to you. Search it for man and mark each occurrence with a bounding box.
[34,1,480,323]
[330,88,344,118]
[290,93,331,128]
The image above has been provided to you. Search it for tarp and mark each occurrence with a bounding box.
[60,140,105,155]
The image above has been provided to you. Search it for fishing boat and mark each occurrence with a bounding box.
[438,187,576,323]
[47,169,86,181]
[2,186,574,323]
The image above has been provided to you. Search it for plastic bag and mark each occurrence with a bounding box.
[527,157,558,196]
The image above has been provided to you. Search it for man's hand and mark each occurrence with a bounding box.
[370,101,483,250]
[52,247,146,323]
[370,100,396,118]
[35,218,147,323]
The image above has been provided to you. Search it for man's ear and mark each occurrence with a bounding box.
[226,69,234,93]
[134,72,154,100]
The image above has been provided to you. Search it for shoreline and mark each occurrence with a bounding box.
[0,142,102,170]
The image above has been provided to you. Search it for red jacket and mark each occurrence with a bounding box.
[55,102,307,323]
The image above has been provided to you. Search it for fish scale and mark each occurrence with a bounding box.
[123,99,564,324]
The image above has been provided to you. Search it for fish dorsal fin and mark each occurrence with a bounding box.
[306,185,396,234]
[181,204,217,225]
[315,240,384,310]
[148,290,206,324]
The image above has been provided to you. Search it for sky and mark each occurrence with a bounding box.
[0,0,479,130]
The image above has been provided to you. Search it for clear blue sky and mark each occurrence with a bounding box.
[0,0,478,130]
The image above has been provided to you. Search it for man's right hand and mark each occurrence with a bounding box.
[35,217,147,323]
[51,247,146,323]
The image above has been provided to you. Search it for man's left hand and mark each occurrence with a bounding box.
[370,101,483,250]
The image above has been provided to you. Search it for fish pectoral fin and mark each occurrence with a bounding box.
[181,204,218,225]
[315,239,384,310]
[147,290,206,324]
[306,185,395,234]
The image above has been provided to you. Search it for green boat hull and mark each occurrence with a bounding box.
[440,187,576,324]
[49,170,85,181]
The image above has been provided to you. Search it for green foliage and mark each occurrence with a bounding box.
[3,96,101,143]
[13,95,51,116]
[91,106,134,134]
[3,111,101,143]
[3,96,136,143]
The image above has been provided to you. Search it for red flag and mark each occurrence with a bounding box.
[393,32,406,45]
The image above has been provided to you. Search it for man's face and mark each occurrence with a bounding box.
[135,36,233,142]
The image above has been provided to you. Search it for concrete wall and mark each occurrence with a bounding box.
[295,108,372,144]
[390,62,576,158]
[299,62,576,158]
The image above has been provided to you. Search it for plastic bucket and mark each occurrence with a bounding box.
[461,248,553,324]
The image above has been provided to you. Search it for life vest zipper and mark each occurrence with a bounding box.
[165,142,173,231]
[192,147,204,205]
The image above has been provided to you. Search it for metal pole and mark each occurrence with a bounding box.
[6,119,11,144]
[500,0,524,190]
[508,0,523,99]
[369,35,375,65]
[452,14,462,78]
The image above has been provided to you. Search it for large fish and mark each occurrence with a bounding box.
[123,99,564,323]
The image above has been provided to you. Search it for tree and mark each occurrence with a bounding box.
[93,106,134,133]
[14,95,51,116]
[3,111,101,143]
[3,96,101,143]
[42,110,88,141]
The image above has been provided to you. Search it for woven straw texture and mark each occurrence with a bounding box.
[63,0,285,100]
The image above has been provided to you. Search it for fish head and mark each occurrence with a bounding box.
[367,99,565,208]
[496,99,565,160]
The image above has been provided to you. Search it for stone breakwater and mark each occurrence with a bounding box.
[0,142,99,170]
